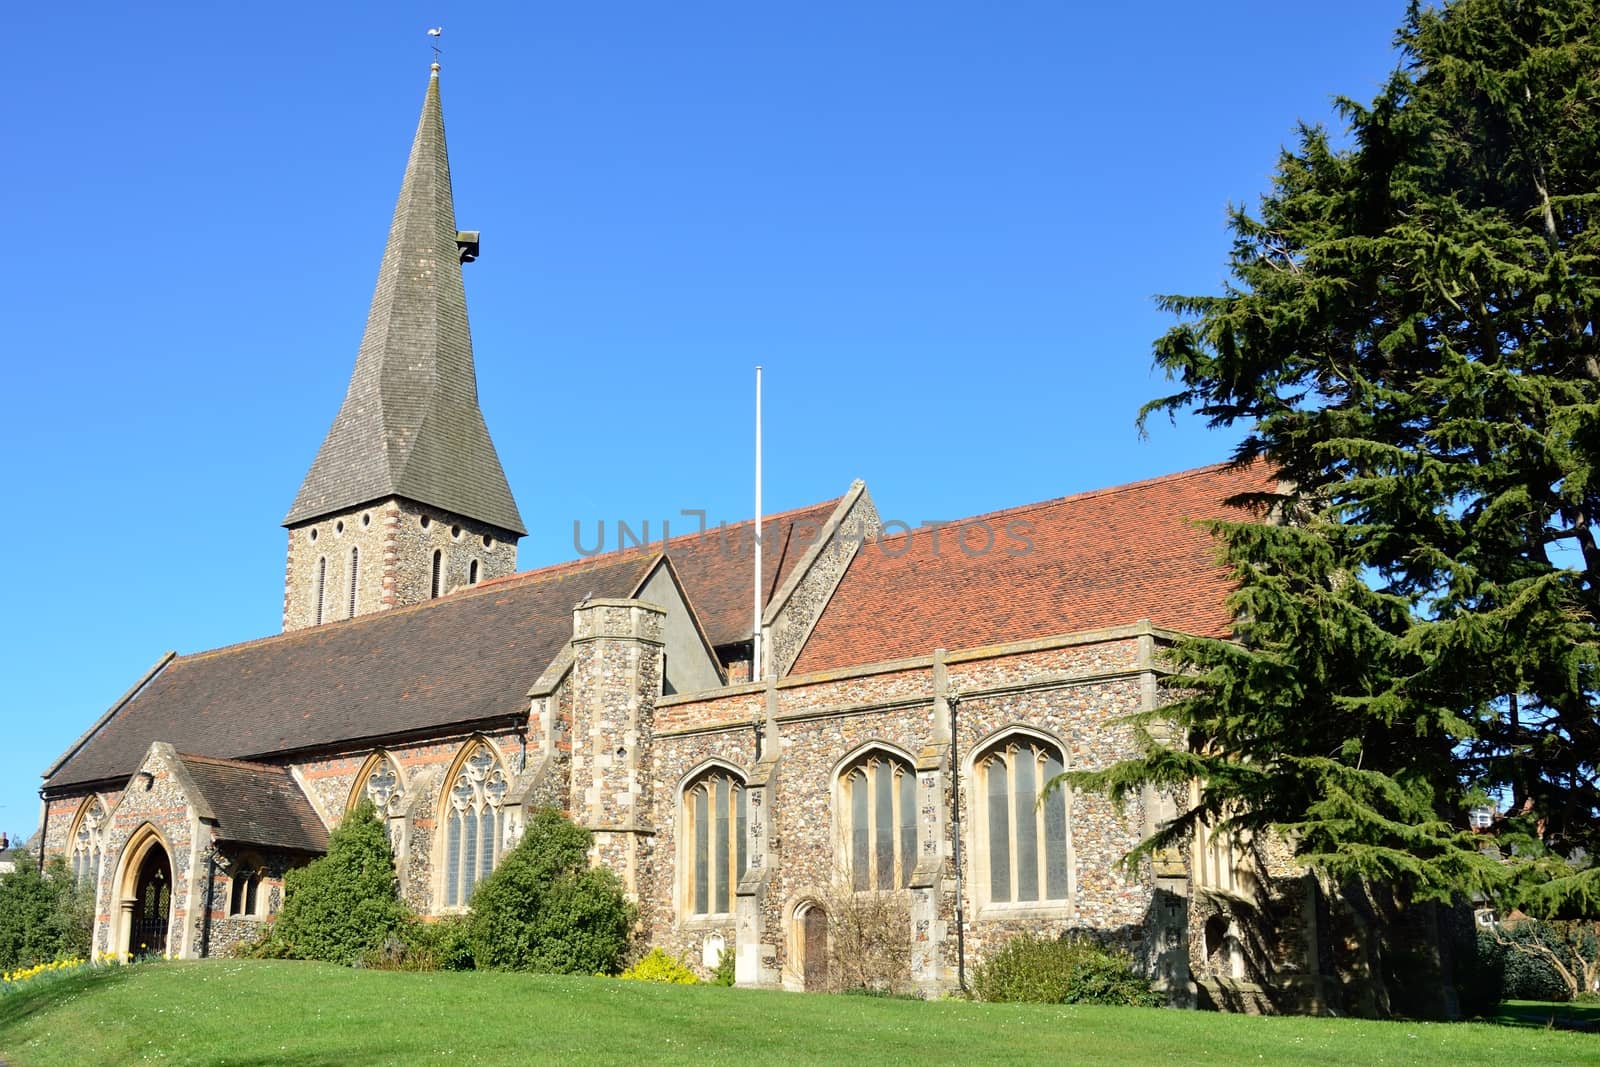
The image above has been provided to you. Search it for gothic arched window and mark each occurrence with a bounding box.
[681,767,747,916]
[839,750,917,891]
[351,752,406,818]
[442,741,509,907]
[69,796,105,889]
[230,852,265,918]
[973,734,1071,906]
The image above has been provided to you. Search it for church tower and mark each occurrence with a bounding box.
[282,64,525,632]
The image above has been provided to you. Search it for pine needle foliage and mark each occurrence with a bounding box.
[264,799,410,964]
[1068,0,1600,916]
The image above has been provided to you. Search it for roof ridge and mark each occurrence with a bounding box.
[173,552,659,666]
[479,494,844,586]
[175,752,288,773]
[474,548,664,589]
[865,461,1261,547]
[630,494,844,553]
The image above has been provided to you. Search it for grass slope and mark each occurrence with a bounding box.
[1493,1000,1600,1032]
[1,961,1596,1067]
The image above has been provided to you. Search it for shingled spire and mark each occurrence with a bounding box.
[279,66,524,632]
[284,65,524,536]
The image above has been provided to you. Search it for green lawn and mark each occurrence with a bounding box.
[1492,999,1600,1032]
[0,960,1596,1066]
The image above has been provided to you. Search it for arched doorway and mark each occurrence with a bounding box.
[129,846,173,957]
[799,903,829,991]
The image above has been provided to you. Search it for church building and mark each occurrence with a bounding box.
[39,64,1328,1007]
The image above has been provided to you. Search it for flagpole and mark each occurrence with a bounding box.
[753,365,764,683]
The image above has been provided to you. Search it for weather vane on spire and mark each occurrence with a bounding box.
[427,26,443,69]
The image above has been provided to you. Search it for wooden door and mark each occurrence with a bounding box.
[802,905,829,991]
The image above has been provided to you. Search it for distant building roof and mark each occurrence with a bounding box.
[790,462,1275,673]
[284,67,523,535]
[45,553,658,790]
[175,753,330,853]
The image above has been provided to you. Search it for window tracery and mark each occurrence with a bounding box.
[354,753,406,818]
[682,767,747,916]
[839,751,916,891]
[973,734,1071,906]
[443,741,509,907]
[69,797,105,889]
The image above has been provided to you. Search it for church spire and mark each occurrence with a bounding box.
[284,65,525,536]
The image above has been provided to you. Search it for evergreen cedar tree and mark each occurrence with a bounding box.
[1063,0,1600,918]
[267,800,409,964]
[467,807,635,975]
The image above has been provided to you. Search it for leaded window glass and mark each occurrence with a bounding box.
[683,769,747,916]
[443,742,509,907]
[70,797,104,890]
[976,738,1071,905]
[1192,802,1252,895]
[230,855,264,917]
[840,754,916,891]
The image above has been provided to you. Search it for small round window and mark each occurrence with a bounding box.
[361,513,371,528]
[335,520,345,535]
[451,525,462,539]
[482,535,494,549]
[309,528,319,543]
[420,515,431,530]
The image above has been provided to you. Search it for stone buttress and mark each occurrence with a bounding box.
[568,599,665,899]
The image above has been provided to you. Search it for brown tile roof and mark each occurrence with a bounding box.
[790,462,1276,674]
[594,496,843,648]
[175,753,330,853]
[47,553,659,790]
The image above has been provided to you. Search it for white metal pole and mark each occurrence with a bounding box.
[753,365,764,683]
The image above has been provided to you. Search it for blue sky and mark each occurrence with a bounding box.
[2,1,1406,842]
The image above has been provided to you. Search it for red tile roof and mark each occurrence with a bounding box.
[790,462,1275,674]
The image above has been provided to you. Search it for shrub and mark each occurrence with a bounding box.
[1496,921,1574,1002]
[359,920,473,972]
[712,946,736,987]
[972,934,1161,1007]
[619,947,699,984]
[823,882,913,995]
[838,986,924,1000]
[0,854,92,971]
[261,800,410,964]
[398,914,475,971]
[468,807,636,975]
